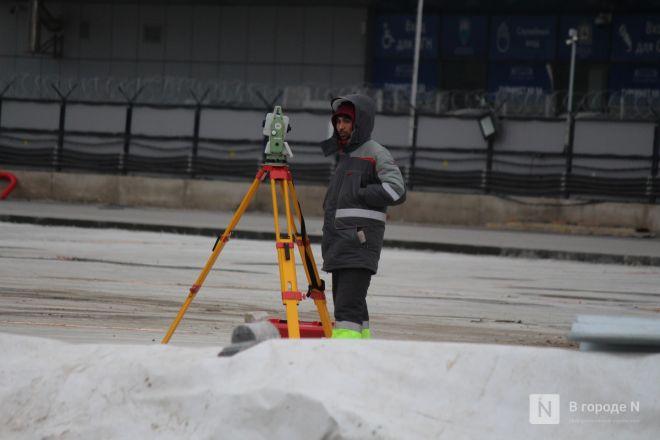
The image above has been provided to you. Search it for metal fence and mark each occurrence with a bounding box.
[2,74,660,120]
[0,87,658,204]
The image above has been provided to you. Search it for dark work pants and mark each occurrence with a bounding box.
[331,268,372,326]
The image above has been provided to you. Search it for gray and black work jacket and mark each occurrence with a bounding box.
[320,94,406,274]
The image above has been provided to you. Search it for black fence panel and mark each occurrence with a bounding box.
[488,172,564,198]
[0,144,54,168]
[568,175,657,200]
[411,169,483,190]
[288,162,334,184]
[193,157,259,180]
[125,154,191,175]
[1,97,658,204]
[60,150,121,173]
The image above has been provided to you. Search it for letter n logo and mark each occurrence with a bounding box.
[529,394,560,424]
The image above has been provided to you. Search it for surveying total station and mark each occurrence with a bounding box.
[162,106,333,343]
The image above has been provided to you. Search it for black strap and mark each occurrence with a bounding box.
[297,198,325,297]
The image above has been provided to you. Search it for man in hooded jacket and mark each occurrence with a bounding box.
[320,94,406,339]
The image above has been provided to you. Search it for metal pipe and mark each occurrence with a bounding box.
[29,0,40,53]
[407,0,424,149]
[567,28,578,117]
[564,28,578,198]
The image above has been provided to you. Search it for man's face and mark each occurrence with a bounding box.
[335,115,353,141]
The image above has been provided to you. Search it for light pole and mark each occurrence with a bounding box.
[566,28,578,118]
[564,28,579,198]
[408,0,424,190]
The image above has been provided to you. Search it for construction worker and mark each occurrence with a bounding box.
[320,94,406,339]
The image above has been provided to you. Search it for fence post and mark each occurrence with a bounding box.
[563,113,576,198]
[0,97,4,136]
[651,123,659,204]
[0,79,15,133]
[118,85,144,175]
[190,104,201,176]
[189,88,209,177]
[51,83,78,172]
[408,110,419,190]
[55,99,66,171]
[121,102,133,175]
[484,136,494,194]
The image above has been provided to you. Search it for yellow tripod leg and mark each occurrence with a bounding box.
[288,180,333,338]
[271,173,302,338]
[284,299,301,338]
[161,171,264,344]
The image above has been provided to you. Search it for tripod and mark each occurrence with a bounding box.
[162,121,333,342]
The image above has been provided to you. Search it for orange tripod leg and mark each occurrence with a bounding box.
[161,171,264,344]
[271,174,302,338]
[288,180,333,338]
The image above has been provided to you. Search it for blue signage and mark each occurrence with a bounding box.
[609,64,660,91]
[611,15,660,62]
[441,16,488,58]
[558,16,610,61]
[488,63,554,94]
[372,60,438,90]
[374,15,439,59]
[490,16,557,61]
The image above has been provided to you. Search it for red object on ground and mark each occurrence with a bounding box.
[268,319,328,338]
[0,171,17,200]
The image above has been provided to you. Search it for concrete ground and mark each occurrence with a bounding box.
[1,202,659,348]
[2,200,660,265]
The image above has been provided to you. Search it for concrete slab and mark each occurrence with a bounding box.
[570,315,660,349]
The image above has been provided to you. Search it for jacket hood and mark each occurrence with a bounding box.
[321,94,376,156]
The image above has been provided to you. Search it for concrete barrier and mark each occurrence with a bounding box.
[6,169,660,235]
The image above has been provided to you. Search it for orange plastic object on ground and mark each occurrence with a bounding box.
[268,318,328,338]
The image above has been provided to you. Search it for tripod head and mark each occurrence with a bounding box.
[263,105,293,165]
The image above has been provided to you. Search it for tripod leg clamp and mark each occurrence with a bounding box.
[308,290,326,301]
[212,234,230,252]
[282,291,303,301]
[306,279,326,298]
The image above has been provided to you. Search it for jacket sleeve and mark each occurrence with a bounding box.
[358,146,406,208]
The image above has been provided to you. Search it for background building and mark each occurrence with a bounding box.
[1,0,659,115]
[1,1,659,202]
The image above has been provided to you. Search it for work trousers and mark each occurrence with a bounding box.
[331,268,372,328]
